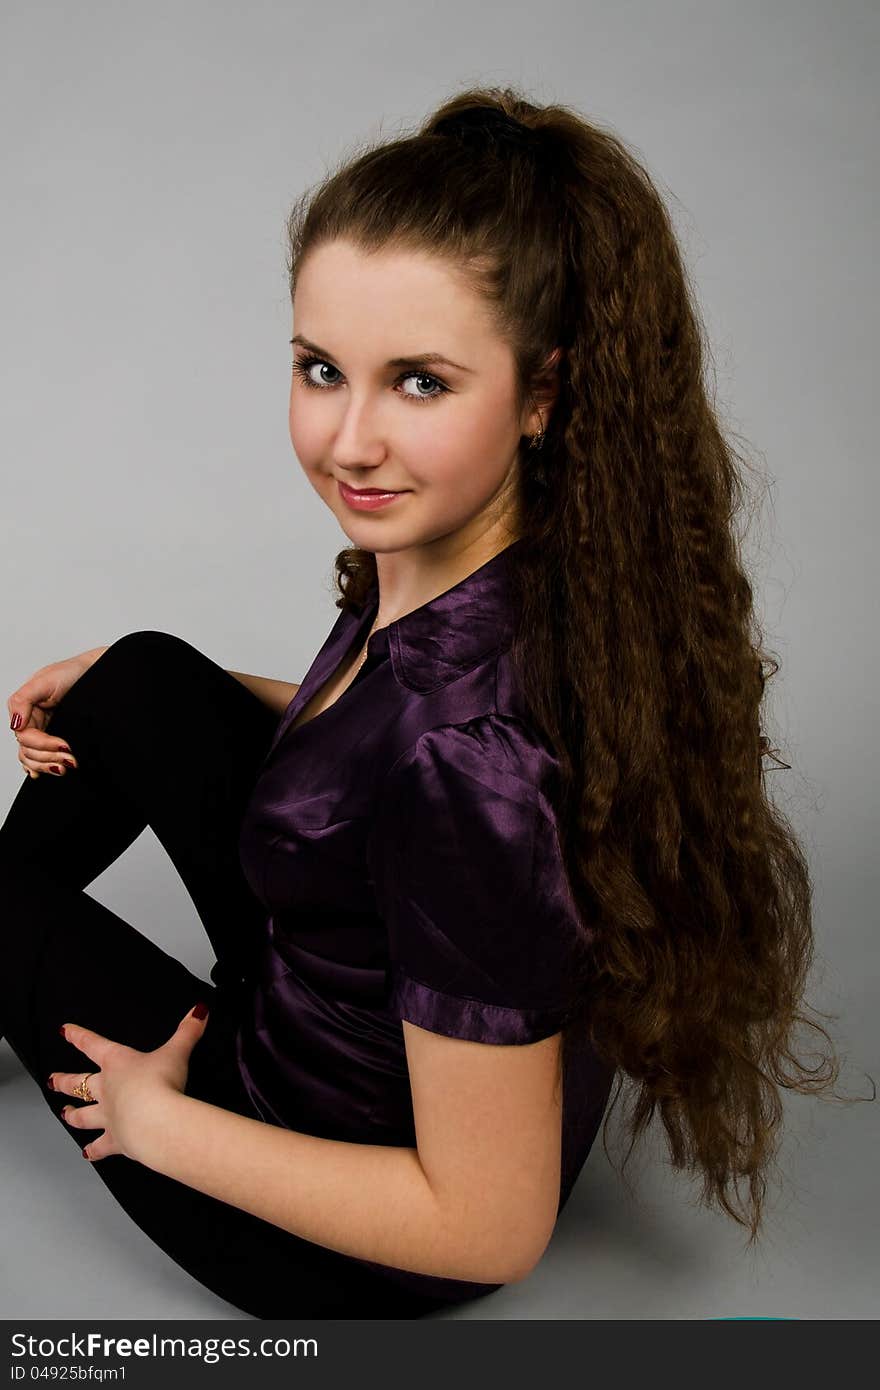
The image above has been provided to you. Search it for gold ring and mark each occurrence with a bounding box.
[73,1073,96,1102]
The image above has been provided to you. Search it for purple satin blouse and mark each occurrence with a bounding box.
[234,539,614,1303]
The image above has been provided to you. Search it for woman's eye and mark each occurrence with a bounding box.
[400,372,445,401]
[291,354,448,405]
[296,357,341,388]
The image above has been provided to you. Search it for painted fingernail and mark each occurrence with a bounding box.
[49,765,64,775]
[10,712,22,731]
[59,1025,67,1038]
[63,759,76,770]
[82,1147,90,1159]
[192,1001,210,1019]
[47,1076,55,1090]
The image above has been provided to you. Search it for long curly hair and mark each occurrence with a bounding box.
[283,84,872,1244]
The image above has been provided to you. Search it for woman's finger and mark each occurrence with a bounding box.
[15,740,77,775]
[81,1136,116,1161]
[61,1101,105,1131]
[19,756,74,777]
[14,729,75,758]
[48,1071,101,1098]
[16,747,46,777]
[18,751,77,771]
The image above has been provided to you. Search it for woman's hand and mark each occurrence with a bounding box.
[7,647,107,779]
[48,1002,210,1162]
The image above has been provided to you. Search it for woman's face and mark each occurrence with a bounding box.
[289,238,536,556]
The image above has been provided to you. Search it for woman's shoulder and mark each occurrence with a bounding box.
[382,707,563,809]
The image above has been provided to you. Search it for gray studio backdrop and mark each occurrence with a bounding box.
[1,0,876,1320]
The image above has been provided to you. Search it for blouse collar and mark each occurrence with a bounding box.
[359,537,522,693]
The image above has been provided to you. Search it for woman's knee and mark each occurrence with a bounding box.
[47,630,205,734]
[86,630,210,687]
[102,629,198,663]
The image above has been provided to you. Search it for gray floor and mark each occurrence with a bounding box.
[1,847,876,1320]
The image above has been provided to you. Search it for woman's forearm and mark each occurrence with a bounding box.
[134,1091,518,1286]
[80,645,110,669]
[226,670,300,716]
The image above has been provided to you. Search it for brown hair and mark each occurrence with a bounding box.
[284,84,873,1244]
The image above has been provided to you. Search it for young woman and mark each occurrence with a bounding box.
[1,85,849,1319]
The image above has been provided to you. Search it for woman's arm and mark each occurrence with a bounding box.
[226,670,300,716]
[133,1088,525,1286]
[131,1024,563,1286]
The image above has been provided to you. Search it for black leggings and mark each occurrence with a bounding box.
[0,630,489,1319]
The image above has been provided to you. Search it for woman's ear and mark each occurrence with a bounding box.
[524,346,565,437]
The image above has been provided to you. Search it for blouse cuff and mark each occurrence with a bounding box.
[386,963,568,1045]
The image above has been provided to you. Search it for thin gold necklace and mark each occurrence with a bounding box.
[351,616,381,679]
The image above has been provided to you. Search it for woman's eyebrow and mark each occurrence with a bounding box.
[291,334,474,373]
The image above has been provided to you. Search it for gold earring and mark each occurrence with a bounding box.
[529,413,545,450]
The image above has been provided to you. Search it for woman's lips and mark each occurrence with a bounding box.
[337,480,408,511]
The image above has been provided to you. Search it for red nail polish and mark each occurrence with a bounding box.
[192,1001,209,1019]
[50,765,63,775]
[59,1025,66,1038]
[47,1076,55,1090]
[10,713,21,731]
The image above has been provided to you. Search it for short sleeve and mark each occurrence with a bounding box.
[367,716,587,1045]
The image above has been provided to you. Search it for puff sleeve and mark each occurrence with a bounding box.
[367,716,587,1045]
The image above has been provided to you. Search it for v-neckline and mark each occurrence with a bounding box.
[270,591,384,752]
[287,627,373,735]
